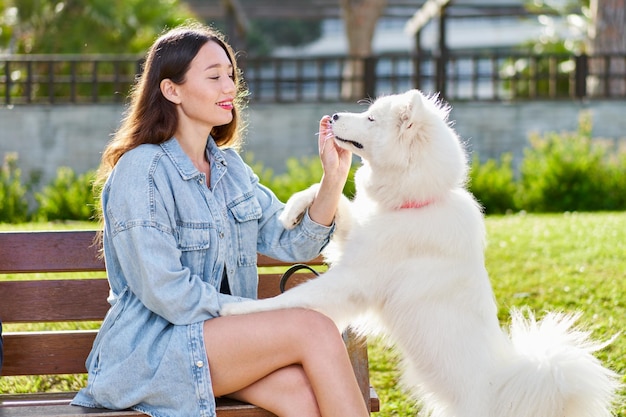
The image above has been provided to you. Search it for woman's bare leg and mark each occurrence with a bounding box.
[227,364,320,417]
[203,308,369,417]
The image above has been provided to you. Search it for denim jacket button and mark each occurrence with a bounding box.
[219,232,224,239]
[195,360,204,368]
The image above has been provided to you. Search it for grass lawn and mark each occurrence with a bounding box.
[1,212,625,415]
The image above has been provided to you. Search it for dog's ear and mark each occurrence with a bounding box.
[399,89,424,129]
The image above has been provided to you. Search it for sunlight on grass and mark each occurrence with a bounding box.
[0,221,98,231]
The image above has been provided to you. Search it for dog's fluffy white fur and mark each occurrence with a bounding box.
[222,89,620,417]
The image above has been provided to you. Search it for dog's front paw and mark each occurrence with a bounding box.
[220,300,262,316]
[279,183,320,229]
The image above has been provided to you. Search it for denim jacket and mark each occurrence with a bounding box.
[72,137,333,417]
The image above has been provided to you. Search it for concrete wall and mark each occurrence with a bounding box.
[1,100,625,190]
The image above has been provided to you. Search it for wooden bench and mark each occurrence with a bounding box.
[0,230,379,416]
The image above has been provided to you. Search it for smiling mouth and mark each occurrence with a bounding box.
[217,101,234,110]
[335,136,364,149]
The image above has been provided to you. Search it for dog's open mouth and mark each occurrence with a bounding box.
[334,136,364,149]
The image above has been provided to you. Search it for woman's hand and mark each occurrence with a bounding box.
[307,116,352,227]
[318,115,352,185]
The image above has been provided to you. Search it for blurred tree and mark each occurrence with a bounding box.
[2,0,197,53]
[523,0,589,54]
[521,0,625,96]
[245,18,322,56]
[587,0,626,95]
[339,0,388,100]
[0,0,17,50]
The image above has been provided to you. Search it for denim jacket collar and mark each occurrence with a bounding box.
[160,137,228,182]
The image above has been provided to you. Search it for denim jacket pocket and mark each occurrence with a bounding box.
[177,224,212,251]
[176,224,213,276]
[229,197,262,266]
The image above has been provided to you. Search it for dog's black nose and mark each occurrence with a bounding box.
[332,113,339,121]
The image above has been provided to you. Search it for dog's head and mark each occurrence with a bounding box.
[330,89,468,204]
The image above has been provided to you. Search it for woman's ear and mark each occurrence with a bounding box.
[160,79,181,104]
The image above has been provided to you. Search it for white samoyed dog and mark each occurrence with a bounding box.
[222,89,620,417]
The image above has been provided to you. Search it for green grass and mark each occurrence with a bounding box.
[369,211,626,416]
[2,213,625,415]
[0,221,97,231]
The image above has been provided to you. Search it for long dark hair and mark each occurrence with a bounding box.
[96,22,248,187]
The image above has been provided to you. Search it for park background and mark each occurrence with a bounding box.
[1,0,625,416]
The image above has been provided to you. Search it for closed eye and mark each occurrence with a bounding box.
[367,115,375,122]
[209,74,234,80]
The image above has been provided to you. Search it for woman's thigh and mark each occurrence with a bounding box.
[203,308,341,397]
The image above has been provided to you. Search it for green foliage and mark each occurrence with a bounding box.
[0,0,15,48]
[468,153,518,214]
[3,0,197,54]
[1,1,198,102]
[0,152,29,223]
[467,112,626,214]
[516,112,626,212]
[245,19,322,56]
[503,0,589,99]
[34,167,97,222]
[501,46,574,99]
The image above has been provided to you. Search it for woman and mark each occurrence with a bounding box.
[71,22,368,417]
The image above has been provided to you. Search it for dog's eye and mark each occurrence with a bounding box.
[367,115,375,122]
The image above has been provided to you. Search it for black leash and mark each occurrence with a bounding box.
[279,263,320,293]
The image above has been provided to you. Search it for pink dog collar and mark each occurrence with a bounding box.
[399,200,433,209]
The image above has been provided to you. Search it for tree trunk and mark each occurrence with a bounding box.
[587,0,626,96]
[339,0,388,100]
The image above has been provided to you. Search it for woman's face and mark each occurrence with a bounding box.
[173,40,236,131]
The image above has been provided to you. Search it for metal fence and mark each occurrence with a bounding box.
[1,51,625,105]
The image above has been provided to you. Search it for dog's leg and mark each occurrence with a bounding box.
[221,267,360,330]
[279,183,320,229]
[279,183,352,239]
[328,193,352,242]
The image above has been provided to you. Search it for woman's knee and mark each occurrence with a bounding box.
[287,309,345,351]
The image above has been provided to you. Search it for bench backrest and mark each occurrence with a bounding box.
[0,230,376,413]
[0,229,329,371]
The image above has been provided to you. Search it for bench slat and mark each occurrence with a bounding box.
[0,280,110,323]
[0,231,104,273]
[256,272,321,298]
[0,393,277,417]
[0,273,319,324]
[2,331,97,376]
[0,231,323,274]
[256,254,323,267]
